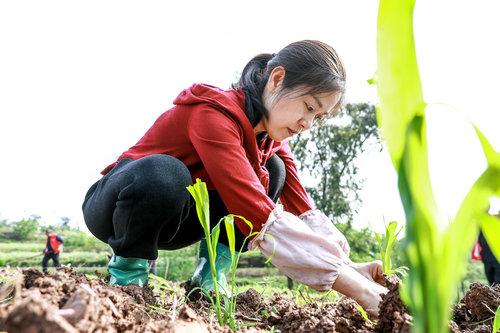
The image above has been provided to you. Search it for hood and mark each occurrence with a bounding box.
[174,83,263,169]
[173,83,244,111]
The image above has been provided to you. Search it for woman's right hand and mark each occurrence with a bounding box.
[350,261,385,285]
[333,265,388,318]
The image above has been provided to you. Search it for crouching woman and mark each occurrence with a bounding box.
[82,40,387,316]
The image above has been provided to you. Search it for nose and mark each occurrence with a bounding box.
[299,116,314,131]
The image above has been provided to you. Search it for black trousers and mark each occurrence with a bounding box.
[484,261,500,286]
[42,252,60,272]
[82,154,285,260]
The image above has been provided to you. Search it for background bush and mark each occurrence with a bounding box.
[12,219,39,240]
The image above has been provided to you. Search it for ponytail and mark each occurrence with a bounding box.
[232,53,274,127]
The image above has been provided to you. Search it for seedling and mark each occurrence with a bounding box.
[356,304,370,322]
[374,221,408,276]
[376,0,500,332]
[293,284,338,306]
[187,178,272,330]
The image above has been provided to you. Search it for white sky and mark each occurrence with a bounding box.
[0,0,498,233]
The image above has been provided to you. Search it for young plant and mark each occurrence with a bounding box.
[187,178,266,330]
[293,284,338,307]
[374,221,408,276]
[220,213,255,329]
[186,179,224,324]
[356,304,370,322]
[376,0,500,332]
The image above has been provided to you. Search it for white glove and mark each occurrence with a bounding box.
[249,206,351,291]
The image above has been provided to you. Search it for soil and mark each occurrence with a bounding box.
[0,268,498,332]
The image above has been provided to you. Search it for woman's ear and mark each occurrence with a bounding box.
[267,66,285,93]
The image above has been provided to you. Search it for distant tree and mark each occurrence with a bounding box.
[289,103,380,227]
[12,218,40,240]
[60,216,71,229]
[336,223,379,262]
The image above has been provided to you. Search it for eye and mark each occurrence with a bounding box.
[314,114,325,121]
[305,102,314,112]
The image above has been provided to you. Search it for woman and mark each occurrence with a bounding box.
[82,40,387,315]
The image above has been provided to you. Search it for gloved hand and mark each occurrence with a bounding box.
[350,261,385,285]
[249,206,352,291]
[108,255,149,287]
[190,240,232,296]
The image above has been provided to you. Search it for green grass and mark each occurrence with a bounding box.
[0,242,45,253]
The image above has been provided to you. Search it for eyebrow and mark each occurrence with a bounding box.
[312,95,323,109]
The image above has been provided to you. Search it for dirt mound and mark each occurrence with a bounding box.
[0,268,203,333]
[376,274,411,333]
[453,282,500,332]
[257,292,373,332]
[1,267,499,332]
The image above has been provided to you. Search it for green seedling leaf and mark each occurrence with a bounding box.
[376,0,500,330]
[232,214,254,235]
[248,231,277,264]
[224,215,236,258]
[493,305,500,333]
[211,222,221,258]
[482,213,500,261]
[148,274,175,293]
[356,304,369,321]
[187,179,224,325]
[475,126,500,168]
[473,126,500,260]
[376,221,403,275]
[377,0,425,170]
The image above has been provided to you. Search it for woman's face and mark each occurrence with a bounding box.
[257,66,341,142]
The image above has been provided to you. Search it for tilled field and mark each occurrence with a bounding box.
[0,267,498,332]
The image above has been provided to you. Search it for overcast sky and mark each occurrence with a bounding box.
[0,0,498,233]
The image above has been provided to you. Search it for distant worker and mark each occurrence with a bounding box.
[479,230,500,285]
[42,229,64,273]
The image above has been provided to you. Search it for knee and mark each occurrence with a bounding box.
[266,154,286,179]
[266,155,286,201]
[132,154,193,203]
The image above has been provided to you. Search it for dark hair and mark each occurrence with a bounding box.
[233,40,346,127]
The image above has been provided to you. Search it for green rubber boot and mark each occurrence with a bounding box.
[191,240,233,296]
[108,255,149,287]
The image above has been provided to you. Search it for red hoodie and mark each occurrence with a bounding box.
[102,84,313,235]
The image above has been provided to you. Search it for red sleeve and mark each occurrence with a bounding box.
[188,107,275,235]
[275,142,314,215]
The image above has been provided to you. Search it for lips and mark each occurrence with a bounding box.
[287,128,297,136]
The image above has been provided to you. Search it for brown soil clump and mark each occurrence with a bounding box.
[258,292,374,332]
[376,274,411,333]
[453,282,500,332]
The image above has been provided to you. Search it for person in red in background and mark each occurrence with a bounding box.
[42,229,64,273]
[83,40,387,316]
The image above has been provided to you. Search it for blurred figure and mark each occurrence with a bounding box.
[478,230,500,285]
[42,229,64,273]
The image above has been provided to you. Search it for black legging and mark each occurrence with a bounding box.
[42,252,60,272]
[82,154,285,260]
